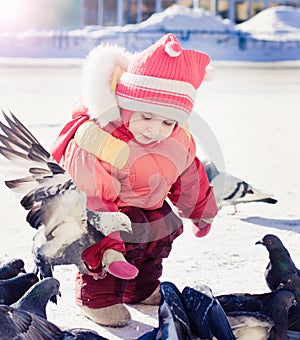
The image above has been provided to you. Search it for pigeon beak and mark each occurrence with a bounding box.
[20,268,26,273]
[255,240,263,245]
[58,290,62,297]
[276,283,284,291]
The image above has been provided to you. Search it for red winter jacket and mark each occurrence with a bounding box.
[51,107,218,231]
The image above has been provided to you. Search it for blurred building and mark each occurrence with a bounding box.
[79,0,300,25]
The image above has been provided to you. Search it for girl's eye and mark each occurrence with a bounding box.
[164,121,175,126]
[141,113,152,120]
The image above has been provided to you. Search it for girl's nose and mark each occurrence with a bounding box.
[147,120,161,133]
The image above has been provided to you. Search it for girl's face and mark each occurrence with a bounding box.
[128,111,177,144]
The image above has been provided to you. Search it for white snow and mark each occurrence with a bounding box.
[0,5,299,338]
[0,5,299,61]
[237,5,300,40]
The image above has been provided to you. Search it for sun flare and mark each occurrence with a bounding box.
[0,0,30,31]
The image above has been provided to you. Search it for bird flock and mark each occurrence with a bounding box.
[1,233,300,340]
[139,234,300,339]
[0,112,297,339]
[0,258,108,339]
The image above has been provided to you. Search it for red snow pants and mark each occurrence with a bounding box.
[75,201,183,308]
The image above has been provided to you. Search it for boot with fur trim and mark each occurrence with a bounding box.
[102,249,139,280]
[140,285,161,305]
[79,303,131,327]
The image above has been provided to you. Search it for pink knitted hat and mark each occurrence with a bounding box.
[116,33,211,124]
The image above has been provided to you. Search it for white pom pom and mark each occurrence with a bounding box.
[165,41,181,57]
[204,65,216,81]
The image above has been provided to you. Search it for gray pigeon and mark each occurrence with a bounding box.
[0,258,26,279]
[203,160,277,213]
[0,304,107,340]
[11,277,61,319]
[255,234,300,291]
[0,112,133,279]
[0,272,39,305]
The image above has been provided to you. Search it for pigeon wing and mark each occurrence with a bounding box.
[0,111,88,242]
[0,304,62,339]
[160,281,192,339]
[182,284,235,340]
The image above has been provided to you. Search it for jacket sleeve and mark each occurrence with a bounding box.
[168,156,218,221]
[63,139,121,212]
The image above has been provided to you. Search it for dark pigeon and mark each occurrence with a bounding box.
[256,234,300,291]
[218,290,300,338]
[262,289,297,340]
[181,284,236,340]
[203,159,277,213]
[0,304,107,340]
[279,273,300,302]
[11,277,61,319]
[0,272,39,305]
[137,281,192,339]
[0,258,26,279]
[0,111,133,280]
[278,273,300,332]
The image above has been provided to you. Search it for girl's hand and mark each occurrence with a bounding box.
[191,218,214,238]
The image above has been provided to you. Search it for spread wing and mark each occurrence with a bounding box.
[0,111,88,247]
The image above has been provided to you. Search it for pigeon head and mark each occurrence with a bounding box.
[255,234,284,250]
[277,273,300,302]
[11,259,26,273]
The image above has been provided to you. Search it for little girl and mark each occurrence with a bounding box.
[51,33,218,327]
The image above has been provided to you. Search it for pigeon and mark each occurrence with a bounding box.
[255,234,300,291]
[218,290,300,336]
[0,272,39,305]
[203,160,277,213]
[0,304,108,340]
[0,258,26,279]
[278,273,300,332]
[262,289,297,340]
[0,111,133,279]
[279,273,300,303]
[225,291,296,340]
[11,277,61,319]
[181,284,236,340]
[137,281,192,339]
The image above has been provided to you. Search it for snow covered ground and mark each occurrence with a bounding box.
[0,59,299,339]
